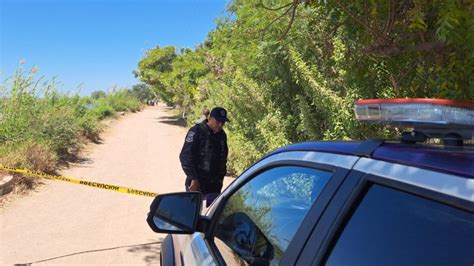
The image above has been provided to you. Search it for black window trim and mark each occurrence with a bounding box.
[280,166,350,265]
[203,160,350,266]
[296,170,474,266]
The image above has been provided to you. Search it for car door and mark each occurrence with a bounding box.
[295,158,474,266]
[175,151,359,265]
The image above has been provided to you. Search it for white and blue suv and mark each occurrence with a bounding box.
[147,99,474,266]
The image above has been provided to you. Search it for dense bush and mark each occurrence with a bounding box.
[137,0,473,175]
[0,69,143,173]
[90,102,115,120]
[106,90,141,113]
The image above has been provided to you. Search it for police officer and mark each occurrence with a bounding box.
[179,107,229,196]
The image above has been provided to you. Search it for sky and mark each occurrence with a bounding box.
[0,0,229,96]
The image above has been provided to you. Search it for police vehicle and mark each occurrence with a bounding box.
[147,99,474,266]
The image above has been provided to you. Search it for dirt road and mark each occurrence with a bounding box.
[0,105,217,265]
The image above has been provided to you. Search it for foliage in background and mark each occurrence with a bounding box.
[136,46,209,116]
[0,68,142,175]
[91,90,107,99]
[137,0,473,175]
[130,83,156,104]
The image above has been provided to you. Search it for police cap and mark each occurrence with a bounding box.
[210,107,230,123]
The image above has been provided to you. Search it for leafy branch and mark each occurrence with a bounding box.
[257,0,303,40]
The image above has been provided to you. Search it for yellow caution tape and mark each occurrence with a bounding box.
[0,165,158,198]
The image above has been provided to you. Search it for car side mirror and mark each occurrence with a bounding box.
[147,192,203,234]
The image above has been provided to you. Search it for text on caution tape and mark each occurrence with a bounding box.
[0,165,158,198]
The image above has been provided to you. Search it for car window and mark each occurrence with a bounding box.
[325,184,474,266]
[213,166,332,265]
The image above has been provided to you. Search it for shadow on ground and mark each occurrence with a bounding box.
[128,237,163,265]
[18,239,163,265]
[156,116,187,127]
[58,152,94,170]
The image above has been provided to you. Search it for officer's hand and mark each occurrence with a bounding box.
[189,179,200,192]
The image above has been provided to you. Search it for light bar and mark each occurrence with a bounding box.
[354,98,474,128]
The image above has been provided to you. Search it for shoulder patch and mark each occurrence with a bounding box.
[185,131,195,142]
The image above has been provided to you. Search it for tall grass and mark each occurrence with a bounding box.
[0,68,142,175]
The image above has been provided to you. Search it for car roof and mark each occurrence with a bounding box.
[267,141,474,179]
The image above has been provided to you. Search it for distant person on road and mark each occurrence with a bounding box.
[179,107,229,205]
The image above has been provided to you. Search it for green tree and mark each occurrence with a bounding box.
[131,83,155,103]
[137,46,209,116]
[136,0,473,174]
[137,46,177,104]
[91,90,106,99]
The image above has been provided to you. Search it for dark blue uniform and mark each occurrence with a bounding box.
[179,120,228,194]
